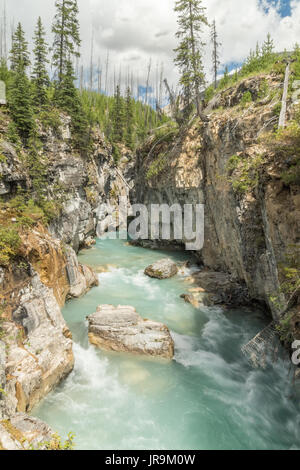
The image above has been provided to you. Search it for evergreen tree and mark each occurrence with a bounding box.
[9,23,34,142]
[10,22,30,72]
[52,0,81,86]
[56,58,89,149]
[262,33,274,59]
[111,85,124,143]
[211,20,221,89]
[32,17,50,108]
[174,0,208,117]
[124,87,134,149]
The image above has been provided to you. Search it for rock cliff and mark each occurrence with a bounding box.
[134,72,300,323]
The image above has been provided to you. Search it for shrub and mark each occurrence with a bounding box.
[146,154,167,180]
[0,227,21,266]
[240,91,252,107]
[205,86,215,103]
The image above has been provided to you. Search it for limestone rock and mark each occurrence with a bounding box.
[1,267,74,416]
[66,246,99,298]
[144,259,178,280]
[0,413,54,450]
[87,305,174,360]
[180,293,202,308]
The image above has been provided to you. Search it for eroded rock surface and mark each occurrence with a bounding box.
[144,259,178,280]
[0,413,53,450]
[87,305,174,360]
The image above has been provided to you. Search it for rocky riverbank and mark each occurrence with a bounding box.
[0,113,132,447]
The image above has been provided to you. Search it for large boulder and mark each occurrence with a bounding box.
[144,259,178,280]
[87,305,174,360]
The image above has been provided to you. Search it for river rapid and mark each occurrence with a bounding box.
[32,235,300,450]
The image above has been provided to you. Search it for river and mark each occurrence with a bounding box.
[32,234,300,450]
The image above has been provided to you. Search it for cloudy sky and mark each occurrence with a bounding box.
[3,0,300,95]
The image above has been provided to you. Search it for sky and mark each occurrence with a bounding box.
[3,0,300,97]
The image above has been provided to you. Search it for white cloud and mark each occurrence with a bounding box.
[3,0,300,93]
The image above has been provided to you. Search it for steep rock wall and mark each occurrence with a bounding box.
[135,74,300,319]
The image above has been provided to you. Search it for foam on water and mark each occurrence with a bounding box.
[32,235,300,450]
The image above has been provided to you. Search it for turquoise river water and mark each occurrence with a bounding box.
[32,235,300,450]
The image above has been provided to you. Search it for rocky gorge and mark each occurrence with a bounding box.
[0,68,299,449]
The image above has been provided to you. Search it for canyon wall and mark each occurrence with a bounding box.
[135,74,300,321]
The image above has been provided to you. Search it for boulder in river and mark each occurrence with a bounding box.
[144,259,178,280]
[87,305,174,360]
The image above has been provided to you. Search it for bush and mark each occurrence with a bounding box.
[146,154,167,180]
[0,227,21,266]
[240,91,252,107]
[205,86,215,103]
[281,161,300,186]
[39,108,62,134]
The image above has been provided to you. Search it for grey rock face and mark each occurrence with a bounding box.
[144,259,178,280]
[87,305,174,360]
[0,413,54,450]
[2,270,74,416]
[65,246,98,298]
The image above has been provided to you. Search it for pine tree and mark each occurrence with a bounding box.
[174,0,208,117]
[52,0,81,86]
[32,17,49,108]
[56,58,89,149]
[124,87,134,149]
[111,85,124,143]
[10,22,30,72]
[211,20,221,89]
[9,23,34,142]
[261,33,274,67]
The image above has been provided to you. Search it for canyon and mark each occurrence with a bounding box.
[0,69,299,448]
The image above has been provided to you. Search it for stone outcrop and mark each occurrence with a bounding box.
[0,413,54,450]
[65,246,98,299]
[0,264,74,417]
[144,259,178,280]
[87,305,174,360]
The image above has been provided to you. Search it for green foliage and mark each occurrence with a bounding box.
[31,432,76,451]
[240,91,252,107]
[276,313,294,343]
[52,0,80,85]
[10,23,30,72]
[0,227,21,266]
[55,60,89,150]
[8,22,34,143]
[272,102,282,116]
[32,17,50,108]
[280,246,300,296]
[204,85,214,103]
[80,89,169,149]
[258,79,269,99]
[124,87,135,150]
[8,69,34,142]
[226,153,265,194]
[146,153,167,180]
[111,85,125,143]
[174,0,208,115]
[111,142,121,164]
[218,66,230,89]
[39,107,62,133]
